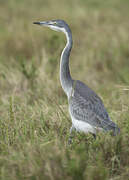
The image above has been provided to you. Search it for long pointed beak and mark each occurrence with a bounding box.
[33,22,41,25]
[33,21,49,26]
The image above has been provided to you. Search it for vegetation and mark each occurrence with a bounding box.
[0,0,129,179]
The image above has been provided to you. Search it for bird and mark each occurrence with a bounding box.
[33,19,120,142]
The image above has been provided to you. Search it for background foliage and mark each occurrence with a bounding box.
[0,0,129,179]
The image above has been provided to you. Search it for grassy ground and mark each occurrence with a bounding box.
[0,0,129,179]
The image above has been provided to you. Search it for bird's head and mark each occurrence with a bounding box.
[33,19,70,33]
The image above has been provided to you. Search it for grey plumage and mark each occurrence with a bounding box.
[33,19,120,139]
[69,80,120,135]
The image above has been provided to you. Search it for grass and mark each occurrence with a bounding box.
[0,0,129,179]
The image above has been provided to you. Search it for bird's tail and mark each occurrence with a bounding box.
[102,120,120,136]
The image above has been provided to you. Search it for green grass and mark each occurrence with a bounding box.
[0,0,129,179]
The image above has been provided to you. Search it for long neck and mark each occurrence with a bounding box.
[60,28,73,97]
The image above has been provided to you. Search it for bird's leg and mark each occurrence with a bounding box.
[92,133,96,139]
[68,125,76,144]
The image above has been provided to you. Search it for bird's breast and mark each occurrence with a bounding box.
[69,110,96,134]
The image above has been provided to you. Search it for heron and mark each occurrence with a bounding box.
[33,19,120,142]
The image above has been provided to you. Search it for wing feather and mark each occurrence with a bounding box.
[69,80,119,133]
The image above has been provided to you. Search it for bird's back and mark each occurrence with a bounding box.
[69,80,120,135]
